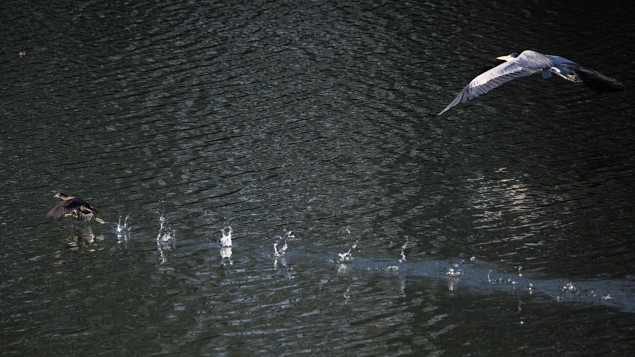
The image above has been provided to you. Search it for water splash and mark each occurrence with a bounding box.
[562,282,576,292]
[446,266,462,277]
[399,239,409,263]
[446,258,467,277]
[343,287,351,303]
[220,226,232,247]
[157,214,175,241]
[336,239,358,263]
[273,230,294,278]
[274,230,294,257]
[66,226,104,251]
[219,226,233,266]
[156,214,175,264]
[116,214,131,243]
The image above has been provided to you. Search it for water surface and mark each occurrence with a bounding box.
[1,0,634,355]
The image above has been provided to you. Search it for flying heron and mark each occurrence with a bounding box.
[438,50,625,115]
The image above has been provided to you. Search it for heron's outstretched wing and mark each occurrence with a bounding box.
[561,64,625,93]
[438,61,536,115]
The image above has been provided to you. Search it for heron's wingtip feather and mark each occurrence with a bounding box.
[438,85,473,115]
[572,66,625,93]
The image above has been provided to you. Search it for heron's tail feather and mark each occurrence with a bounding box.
[571,66,625,93]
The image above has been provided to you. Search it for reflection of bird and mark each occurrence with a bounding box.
[439,50,625,115]
[44,192,104,223]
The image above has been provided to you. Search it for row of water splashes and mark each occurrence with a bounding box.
[218,226,295,267]
[147,217,618,308]
[144,214,405,270]
[142,215,553,290]
[71,214,621,309]
[216,226,410,274]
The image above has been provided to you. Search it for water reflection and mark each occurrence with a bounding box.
[219,246,232,266]
[466,167,569,261]
[273,253,294,280]
[65,225,105,251]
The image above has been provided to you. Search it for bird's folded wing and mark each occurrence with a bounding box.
[439,62,536,115]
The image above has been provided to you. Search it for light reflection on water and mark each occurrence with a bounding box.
[1,0,634,355]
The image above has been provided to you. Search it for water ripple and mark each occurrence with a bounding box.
[1,0,634,355]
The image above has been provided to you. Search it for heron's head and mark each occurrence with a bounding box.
[496,53,519,62]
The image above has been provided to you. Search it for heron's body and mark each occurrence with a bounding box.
[45,192,104,223]
[439,50,625,115]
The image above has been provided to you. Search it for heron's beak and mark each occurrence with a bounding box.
[496,55,515,62]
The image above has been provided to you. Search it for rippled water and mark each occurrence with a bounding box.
[2,0,634,355]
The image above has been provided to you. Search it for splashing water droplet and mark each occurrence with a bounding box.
[156,214,175,264]
[220,226,232,247]
[117,214,131,242]
[157,214,174,242]
[446,268,462,277]
[562,282,576,292]
[399,239,408,263]
[336,238,358,263]
[274,230,293,257]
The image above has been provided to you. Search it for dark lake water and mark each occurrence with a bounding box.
[2,0,634,355]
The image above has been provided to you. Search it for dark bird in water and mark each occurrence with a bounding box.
[44,192,105,224]
[439,50,625,115]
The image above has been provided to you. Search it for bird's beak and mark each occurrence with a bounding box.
[496,55,515,62]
